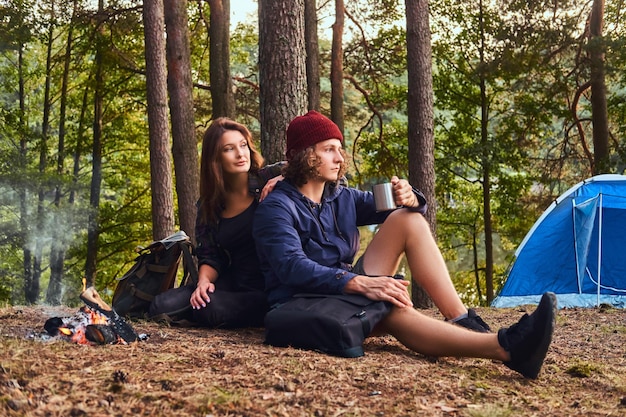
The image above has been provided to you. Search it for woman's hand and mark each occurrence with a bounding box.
[390,176,419,208]
[190,265,217,309]
[259,175,284,202]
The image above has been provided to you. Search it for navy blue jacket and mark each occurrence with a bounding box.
[253,180,427,305]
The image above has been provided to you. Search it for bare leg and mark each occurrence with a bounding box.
[361,209,468,319]
[375,306,509,360]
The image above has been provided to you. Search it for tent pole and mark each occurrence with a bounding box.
[597,193,603,307]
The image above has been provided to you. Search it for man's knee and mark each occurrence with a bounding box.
[385,209,429,233]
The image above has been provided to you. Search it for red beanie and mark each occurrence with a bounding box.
[285,110,344,160]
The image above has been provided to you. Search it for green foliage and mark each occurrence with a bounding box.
[230,22,263,128]
[344,0,403,31]
[342,24,410,186]
[0,0,36,51]
[356,118,408,183]
[230,22,259,76]
[187,1,212,123]
[0,0,157,305]
[428,0,614,300]
[0,236,20,302]
[2,0,626,308]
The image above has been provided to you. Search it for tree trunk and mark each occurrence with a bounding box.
[33,5,56,304]
[85,0,106,287]
[208,0,235,118]
[589,0,609,174]
[478,0,494,303]
[47,2,77,305]
[18,39,36,303]
[405,0,434,308]
[330,0,344,133]
[164,0,200,243]
[304,0,320,111]
[258,0,308,163]
[144,0,175,241]
[71,84,90,205]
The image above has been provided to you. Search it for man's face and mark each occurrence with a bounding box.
[313,138,344,182]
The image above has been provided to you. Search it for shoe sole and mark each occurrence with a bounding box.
[509,292,557,379]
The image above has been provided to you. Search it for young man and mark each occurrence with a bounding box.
[253,110,556,379]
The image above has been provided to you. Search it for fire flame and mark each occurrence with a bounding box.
[56,306,112,345]
[59,327,72,336]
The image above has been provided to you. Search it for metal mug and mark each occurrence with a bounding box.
[373,183,396,211]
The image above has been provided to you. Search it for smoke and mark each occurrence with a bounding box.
[0,185,87,253]
[0,183,90,301]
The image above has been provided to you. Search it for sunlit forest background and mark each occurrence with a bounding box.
[1,0,624,307]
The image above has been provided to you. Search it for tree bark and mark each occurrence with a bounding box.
[405,0,434,308]
[589,0,609,174]
[330,0,344,133]
[47,1,77,305]
[85,0,106,287]
[143,0,175,240]
[18,36,35,303]
[71,83,90,205]
[304,0,320,111]
[258,0,308,163]
[208,0,235,118]
[164,0,200,243]
[33,3,56,304]
[478,0,494,302]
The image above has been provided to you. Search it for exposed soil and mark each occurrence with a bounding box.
[1,305,624,416]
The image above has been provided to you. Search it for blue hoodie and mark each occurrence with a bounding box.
[253,180,427,305]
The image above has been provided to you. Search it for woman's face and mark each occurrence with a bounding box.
[313,138,344,182]
[219,130,251,175]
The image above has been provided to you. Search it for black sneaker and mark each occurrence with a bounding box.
[497,292,557,379]
[450,309,492,333]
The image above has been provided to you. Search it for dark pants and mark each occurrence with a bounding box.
[149,285,269,328]
[191,289,269,328]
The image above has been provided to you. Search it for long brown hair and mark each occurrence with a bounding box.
[198,118,264,225]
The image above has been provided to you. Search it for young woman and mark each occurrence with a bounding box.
[149,117,282,328]
[253,110,556,379]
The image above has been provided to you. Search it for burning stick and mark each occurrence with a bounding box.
[80,286,139,343]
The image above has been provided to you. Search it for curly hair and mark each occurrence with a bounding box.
[283,146,348,188]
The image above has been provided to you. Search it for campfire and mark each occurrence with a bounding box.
[44,287,146,345]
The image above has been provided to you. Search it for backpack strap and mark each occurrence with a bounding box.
[179,242,199,287]
[126,283,157,303]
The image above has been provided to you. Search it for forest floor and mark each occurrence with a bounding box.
[0,304,624,417]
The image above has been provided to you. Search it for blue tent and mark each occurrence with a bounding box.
[492,174,626,308]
